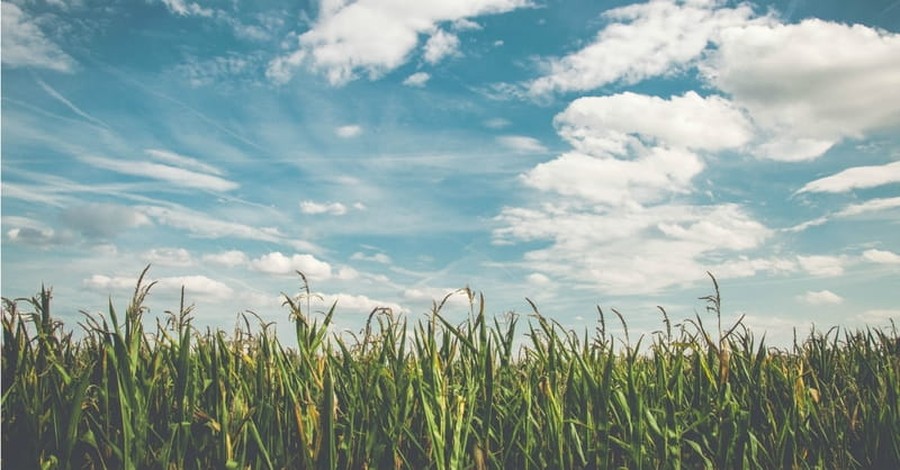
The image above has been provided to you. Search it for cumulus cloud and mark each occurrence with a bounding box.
[555,92,753,153]
[335,125,362,138]
[203,250,249,267]
[6,227,67,246]
[313,292,406,315]
[525,0,761,96]
[1,3,76,72]
[497,135,547,154]
[403,71,431,87]
[704,19,900,161]
[798,290,844,305]
[61,203,151,239]
[797,161,900,194]
[250,252,333,279]
[142,247,194,267]
[494,203,771,294]
[267,0,529,85]
[83,274,137,291]
[423,28,460,64]
[862,249,900,265]
[84,273,233,300]
[797,255,846,277]
[403,287,474,309]
[493,90,770,294]
[300,200,349,215]
[526,273,552,286]
[521,92,751,207]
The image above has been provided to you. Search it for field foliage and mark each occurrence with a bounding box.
[2,269,899,469]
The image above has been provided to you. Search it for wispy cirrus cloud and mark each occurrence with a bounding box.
[136,204,318,252]
[788,197,900,232]
[80,153,238,192]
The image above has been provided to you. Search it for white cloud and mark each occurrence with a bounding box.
[351,252,392,264]
[493,87,773,294]
[300,200,349,215]
[146,149,224,175]
[268,0,529,85]
[555,92,753,153]
[704,19,900,161]
[494,203,771,294]
[335,125,362,138]
[484,118,511,129]
[83,273,233,300]
[836,197,900,218]
[250,252,333,279]
[525,0,760,96]
[313,292,406,315]
[856,309,900,324]
[403,71,431,87]
[81,155,238,192]
[161,0,214,17]
[1,3,76,72]
[798,290,844,305]
[788,197,900,232]
[83,274,136,291]
[521,92,751,208]
[265,50,307,84]
[61,203,152,239]
[497,135,547,154]
[157,275,233,299]
[203,250,249,267]
[423,28,460,64]
[142,248,194,267]
[137,204,318,251]
[403,287,473,309]
[797,161,900,194]
[862,249,900,265]
[526,273,552,286]
[6,227,66,246]
[797,255,846,277]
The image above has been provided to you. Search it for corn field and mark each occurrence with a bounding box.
[2,269,899,469]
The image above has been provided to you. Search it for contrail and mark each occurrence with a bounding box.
[37,78,111,129]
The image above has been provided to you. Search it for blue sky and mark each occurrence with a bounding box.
[2,0,899,346]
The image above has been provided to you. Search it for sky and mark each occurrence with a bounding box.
[2,0,899,347]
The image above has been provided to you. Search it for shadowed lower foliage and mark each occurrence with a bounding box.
[2,269,899,469]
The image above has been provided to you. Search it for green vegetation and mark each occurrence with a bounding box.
[3,269,898,469]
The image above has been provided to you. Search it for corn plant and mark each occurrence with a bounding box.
[2,270,898,469]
